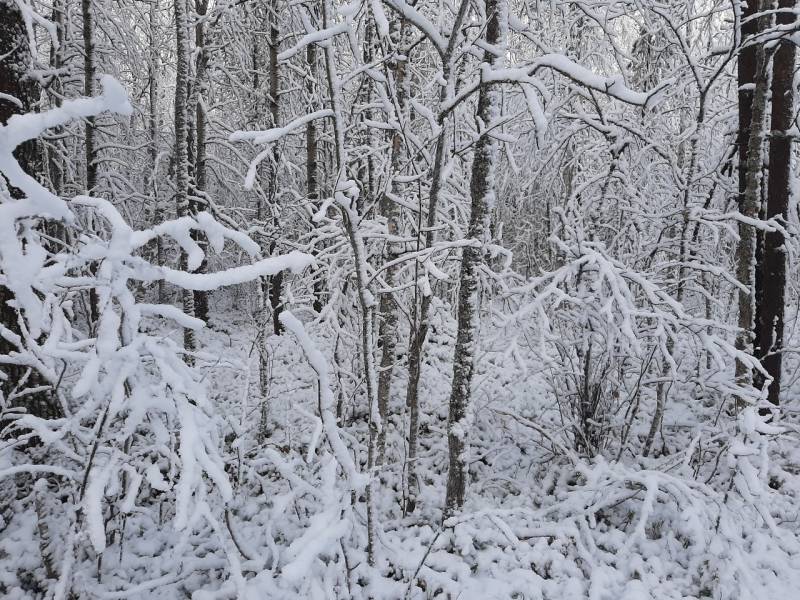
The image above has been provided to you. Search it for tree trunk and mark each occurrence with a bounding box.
[82,0,97,192]
[148,0,165,303]
[267,0,284,335]
[405,0,470,515]
[376,18,410,464]
[191,0,210,322]
[754,0,795,406]
[737,0,758,367]
[0,0,60,419]
[307,35,324,314]
[250,10,271,442]
[322,0,379,563]
[734,3,771,388]
[174,0,196,361]
[46,0,66,198]
[444,0,506,518]
[82,0,101,324]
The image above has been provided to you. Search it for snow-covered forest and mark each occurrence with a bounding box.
[2,0,800,596]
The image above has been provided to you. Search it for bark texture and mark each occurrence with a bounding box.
[191,0,210,322]
[405,0,470,515]
[174,0,196,360]
[444,0,505,518]
[267,0,284,335]
[0,0,61,420]
[376,18,410,463]
[734,0,771,386]
[754,0,796,406]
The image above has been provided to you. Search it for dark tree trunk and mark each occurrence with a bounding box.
[82,0,97,192]
[735,0,757,363]
[191,0,210,322]
[754,0,796,406]
[737,0,757,204]
[306,36,324,314]
[0,0,60,419]
[267,0,284,335]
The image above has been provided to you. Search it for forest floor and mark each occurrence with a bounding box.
[2,294,800,599]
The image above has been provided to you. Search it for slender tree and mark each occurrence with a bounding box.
[148,0,166,303]
[405,0,470,514]
[306,26,323,314]
[174,0,196,360]
[82,0,102,325]
[82,0,97,192]
[444,0,506,517]
[190,0,210,322]
[267,0,284,334]
[376,17,410,462]
[735,0,771,388]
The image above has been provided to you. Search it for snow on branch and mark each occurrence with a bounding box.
[381,0,446,56]
[158,251,314,291]
[484,54,670,109]
[0,79,320,560]
[0,76,132,337]
[277,23,349,61]
[230,110,334,145]
[229,109,334,190]
[0,75,131,218]
[279,311,366,490]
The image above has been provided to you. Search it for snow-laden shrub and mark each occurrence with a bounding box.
[0,76,316,597]
[498,211,762,459]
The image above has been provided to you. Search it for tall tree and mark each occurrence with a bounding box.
[190,0,210,322]
[376,17,410,462]
[306,21,323,314]
[267,0,283,335]
[444,0,506,517]
[734,0,771,388]
[174,0,196,360]
[82,0,101,325]
[82,0,97,193]
[405,0,470,514]
[0,0,59,419]
[754,0,796,406]
[148,0,166,302]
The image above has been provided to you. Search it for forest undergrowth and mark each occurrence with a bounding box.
[3,293,798,599]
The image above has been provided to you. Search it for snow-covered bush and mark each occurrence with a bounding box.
[499,213,762,459]
[0,76,315,596]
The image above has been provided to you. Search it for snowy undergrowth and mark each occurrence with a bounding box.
[5,294,790,599]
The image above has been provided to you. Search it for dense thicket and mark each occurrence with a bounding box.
[1,0,799,598]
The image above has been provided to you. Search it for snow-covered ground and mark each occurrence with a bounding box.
[4,290,798,599]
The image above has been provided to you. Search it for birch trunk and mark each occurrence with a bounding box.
[735,5,771,388]
[82,0,100,324]
[376,18,410,463]
[444,0,506,518]
[174,0,196,361]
